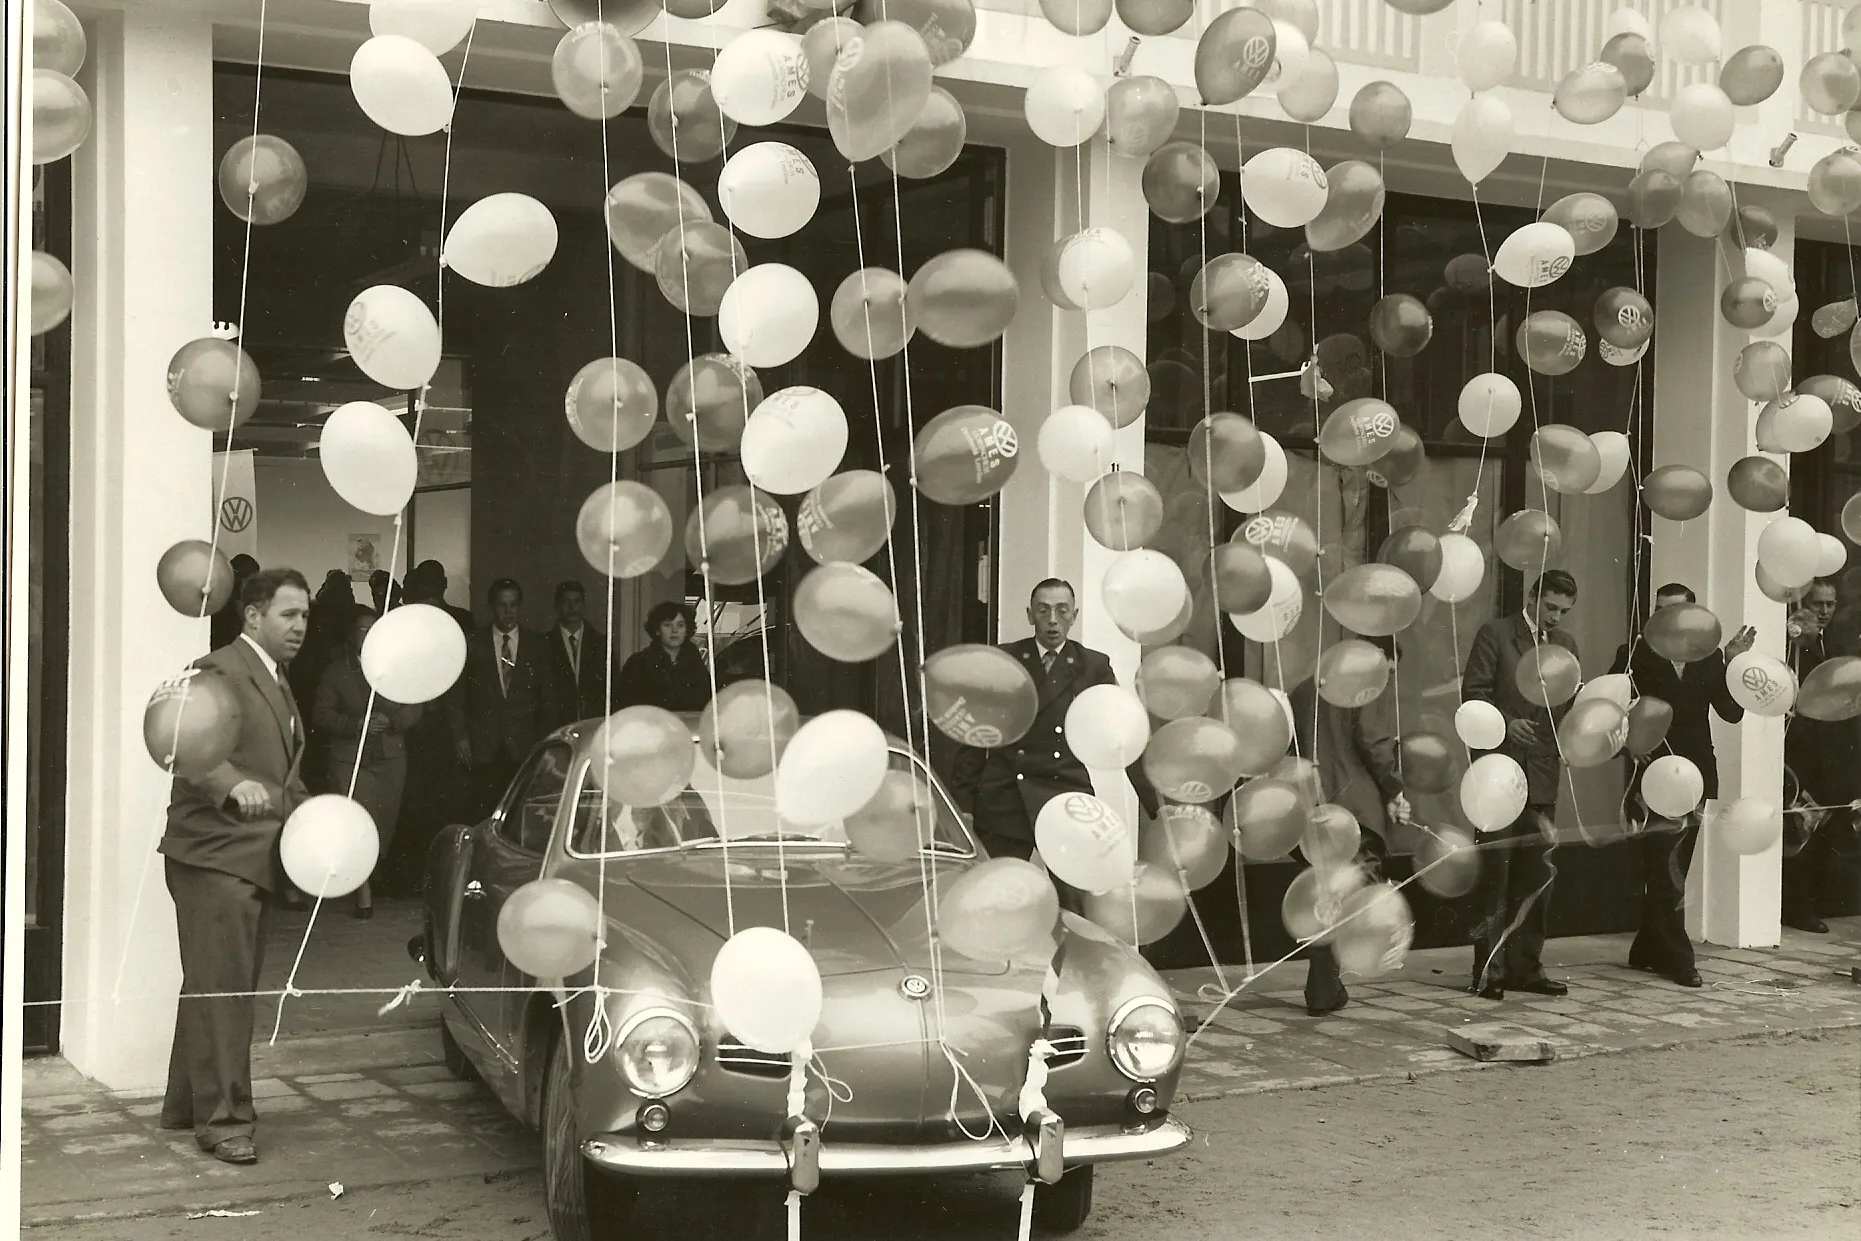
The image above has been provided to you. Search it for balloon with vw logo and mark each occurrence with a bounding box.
[912,404,1020,505]
[1193,6,1275,106]
[1318,397,1400,467]
[1594,287,1654,349]
[1034,791,1136,894]
[923,644,1041,750]
[1726,651,1797,718]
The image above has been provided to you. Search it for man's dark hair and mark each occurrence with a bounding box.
[487,577,523,603]
[240,567,309,615]
[555,579,587,606]
[1654,582,1695,604]
[230,554,260,578]
[1808,576,1840,598]
[1531,570,1579,600]
[644,599,695,639]
[1029,578,1076,604]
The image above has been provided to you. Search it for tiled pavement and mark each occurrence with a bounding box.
[16,905,1861,1224]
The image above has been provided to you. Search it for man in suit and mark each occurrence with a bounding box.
[1461,570,1581,1001]
[449,577,558,818]
[1611,583,1755,987]
[158,567,311,1165]
[406,560,476,635]
[546,579,615,727]
[947,579,1160,912]
[1784,578,1851,933]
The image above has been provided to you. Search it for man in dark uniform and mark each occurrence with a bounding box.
[1461,570,1581,1001]
[1611,583,1755,987]
[1784,578,1851,933]
[448,577,559,818]
[947,578,1160,911]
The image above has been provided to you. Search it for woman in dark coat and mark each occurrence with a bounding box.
[615,600,714,713]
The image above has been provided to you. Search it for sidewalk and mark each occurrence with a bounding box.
[17,909,1861,1225]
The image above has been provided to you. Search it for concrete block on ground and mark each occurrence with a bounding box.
[1444,1022,1559,1063]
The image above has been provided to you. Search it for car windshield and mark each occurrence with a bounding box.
[568,748,973,857]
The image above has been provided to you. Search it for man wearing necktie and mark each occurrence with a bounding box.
[158,567,312,1165]
[948,578,1161,911]
[449,577,559,817]
[546,579,614,727]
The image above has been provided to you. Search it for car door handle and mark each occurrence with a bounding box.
[463,880,485,901]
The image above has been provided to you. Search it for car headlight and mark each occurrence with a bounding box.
[1106,999,1184,1083]
[615,1009,700,1098]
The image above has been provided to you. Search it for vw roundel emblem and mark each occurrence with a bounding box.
[220,496,254,533]
[899,974,932,1001]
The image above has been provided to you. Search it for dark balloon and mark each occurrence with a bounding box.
[1118,0,1194,37]
[1594,286,1654,349]
[1625,695,1674,757]
[1084,471,1166,550]
[1365,424,1425,489]
[1797,655,1861,721]
[1378,526,1442,591]
[1188,411,1266,492]
[1642,602,1723,663]
[1207,542,1274,615]
[1640,141,1699,179]
[1643,464,1713,521]
[667,353,762,453]
[1368,293,1432,357]
[1726,456,1788,512]
[686,485,789,585]
[913,405,1020,504]
[1236,506,1321,585]
[1624,169,1682,229]
[156,540,236,618]
[1143,141,1221,224]
[1601,32,1655,96]
[1725,204,1779,251]
[1193,5,1275,104]
[1799,374,1861,434]
[923,643,1040,747]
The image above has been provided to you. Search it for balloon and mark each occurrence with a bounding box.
[719,264,819,367]
[1187,411,1266,492]
[648,70,736,163]
[1025,64,1105,147]
[1103,549,1189,635]
[360,604,468,704]
[1233,268,1291,342]
[1104,75,1180,160]
[667,354,761,453]
[319,401,417,517]
[1080,861,1188,945]
[1818,532,1849,577]
[1116,0,1193,36]
[829,267,914,362]
[1070,346,1150,428]
[1677,169,1734,238]
[1280,863,1367,946]
[1586,431,1632,494]
[1461,753,1529,834]
[1035,405,1114,485]
[349,36,453,137]
[1555,61,1628,124]
[1757,393,1832,455]
[281,795,380,900]
[1055,228,1137,310]
[1757,516,1820,588]
[1278,47,1339,122]
[826,21,934,163]
[1137,646,1221,720]
[371,0,477,53]
[1554,698,1627,770]
[1461,20,1519,92]
[1236,506,1321,583]
[1064,683,1152,768]
[1193,6,1275,105]
[1323,564,1422,637]
[1412,824,1480,898]
[1727,205,1781,252]
[156,540,236,619]
[1643,465,1713,521]
[1642,755,1705,821]
[1300,802,1363,872]
[1801,374,1861,434]
[1599,338,1650,368]
[1544,193,1619,258]
[1660,5,1720,64]
[1813,302,1860,341]
[1384,0,1452,10]
[29,251,71,336]
[1228,556,1304,642]
[1803,52,1861,116]
[1723,650,1796,718]
[1214,678,1295,774]
[1745,247,1794,299]
[562,358,655,458]
[604,172,712,271]
[1531,424,1603,494]
[1263,19,1311,91]
[856,0,976,67]
[1515,642,1582,709]
[1726,456,1788,513]
[1600,31,1655,96]
[739,386,847,496]
[1221,433,1289,512]
[1331,879,1416,976]
[1517,311,1587,377]
[913,404,1019,504]
[711,926,823,1055]
[343,284,441,392]
[1229,777,1308,861]
[803,18,861,101]
[1305,160,1385,254]
[442,193,558,289]
[576,481,674,579]
[1318,397,1400,467]
[144,668,243,776]
[1573,673,1633,712]
[1348,81,1412,150]
[1036,791,1136,893]
[1720,44,1784,105]
[936,858,1062,963]
[1191,252,1273,332]
[686,485,787,586]
[796,471,894,568]
[1141,804,1229,891]
[1316,639,1390,708]
[718,143,820,240]
[33,0,86,75]
[1625,695,1674,758]
[709,29,809,126]
[1712,798,1781,858]
[1720,276,1778,330]
[1459,372,1521,437]
[884,85,967,179]
[166,338,261,432]
[1366,424,1426,491]
[1084,471,1165,550]
[1735,340,1792,402]
[551,22,643,120]
[1431,532,1486,603]
[1846,493,1861,544]
[1494,509,1562,570]
[1455,700,1506,751]
[924,644,1041,748]
[1798,655,1861,721]
[1241,148,1329,229]
[775,709,890,827]
[1809,150,1861,216]
[1143,141,1220,224]
[217,135,308,226]
[907,249,1018,348]
[845,768,940,863]
[1369,294,1432,357]
[1374,527,1441,593]
[587,706,697,808]
[1452,94,1514,185]
[1757,562,1807,606]
[698,679,799,779]
[1669,82,1734,150]
[1495,222,1575,288]
[1625,169,1683,229]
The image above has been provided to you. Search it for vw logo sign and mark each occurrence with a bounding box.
[219,495,253,533]
[899,974,932,1001]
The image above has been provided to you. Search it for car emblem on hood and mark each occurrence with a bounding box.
[899,974,932,1001]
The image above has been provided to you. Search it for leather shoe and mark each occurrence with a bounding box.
[211,1137,257,1165]
[1509,978,1568,997]
[1782,914,1829,934]
[1669,969,1704,988]
[1306,992,1349,1018]
[1477,983,1505,1001]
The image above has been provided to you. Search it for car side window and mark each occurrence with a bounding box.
[498,742,573,855]
[569,785,708,855]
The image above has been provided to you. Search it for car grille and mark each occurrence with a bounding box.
[715,1038,793,1078]
[1045,1026,1087,1068]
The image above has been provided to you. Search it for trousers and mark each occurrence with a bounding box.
[1630,814,1697,975]
[1472,805,1556,987]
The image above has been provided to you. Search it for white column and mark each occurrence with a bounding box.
[1651,206,1789,950]
[62,7,215,1088]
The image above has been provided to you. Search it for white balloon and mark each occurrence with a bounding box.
[30,250,72,335]
[1745,248,1794,299]
[1228,556,1303,642]
[349,35,454,137]
[741,386,849,495]
[718,263,818,368]
[1431,533,1487,603]
[368,0,476,54]
[1038,404,1115,484]
[1643,756,1704,820]
[718,142,820,241]
[1231,267,1289,341]
[1716,797,1782,856]
[1669,82,1734,151]
[709,29,809,126]
[1600,338,1650,367]
[343,284,442,391]
[1459,372,1521,437]
[775,710,889,826]
[1064,683,1151,769]
[1660,5,1722,65]
[1055,227,1136,310]
[1575,672,1633,709]
[1493,221,1575,288]
[1264,21,1311,90]
[1025,64,1105,147]
[1760,392,1831,454]
[1240,147,1329,229]
[1101,549,1189,634]
[1460,753,1528,833]
[1276,46,1338,123]
[281,795,379,899]
[1035,791,1136,894]
[1220,432,1287,512]
[320,401,417,516]
[1459,20,1519,92]
[1817,531,1849,577]
[361,603,468,704]
[1585,431,1631,493]
[1605,7,1654,40]
[442,193,558,287]
[1753,291,1799,340]
[710,926,823,1055]
[1455,699,1506,750]
[1758,516,1821,588]
[1725,651,1797,718]
[1452,93,1514,185]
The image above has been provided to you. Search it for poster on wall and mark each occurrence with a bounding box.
[348,532,381,582]
[210,449,259,562]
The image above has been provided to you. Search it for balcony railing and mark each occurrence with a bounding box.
[1500,0,1723,100]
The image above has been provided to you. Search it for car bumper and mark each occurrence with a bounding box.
[583,1116,1190,1179]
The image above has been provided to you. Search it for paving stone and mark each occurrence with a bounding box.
[300,1079,395,1101]
[381,1064,458,1085]
[293,1072,365,1084]
[400,1079,481,1101]
[254,1094,317,1115]
[373,1118,469,1138]
[59,1132,159,1156]
[251,1078,298,1099]
[42,1111,136,1134]
[21,1094,106,1118]
[339,1097,416,1118]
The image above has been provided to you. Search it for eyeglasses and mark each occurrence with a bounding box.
[1031,605,1074,619]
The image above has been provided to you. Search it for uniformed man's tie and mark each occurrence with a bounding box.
[1041,647,1056,675]
[500,631,513,696]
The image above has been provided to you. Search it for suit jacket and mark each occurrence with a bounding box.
[1312,693,1402,842]
[948,638,1160,840]
[1610,639,1742,800]
[159,639,309,892]
[447,625,558,765]
[546,624,617,726]
[1786,636,1861,803]
[1462,613,1581,806]
[313,651,423,768]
